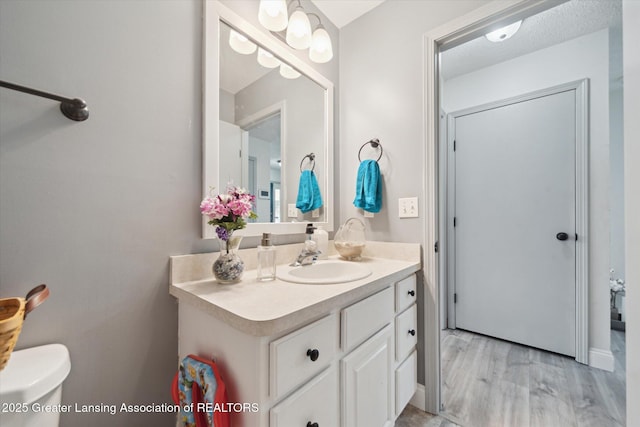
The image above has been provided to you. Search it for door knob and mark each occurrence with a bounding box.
[556,232,569,241]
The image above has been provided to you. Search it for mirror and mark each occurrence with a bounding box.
[204,2,334,238]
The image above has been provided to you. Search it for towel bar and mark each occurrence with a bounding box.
[0,80,89,122]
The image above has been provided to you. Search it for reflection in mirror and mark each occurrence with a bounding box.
[218,20,326,226]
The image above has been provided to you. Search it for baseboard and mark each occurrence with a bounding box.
[409,383,426,412]
[588,347,615,372]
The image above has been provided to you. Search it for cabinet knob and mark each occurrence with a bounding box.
[408,329,416,336]
[408,290,415,297]
[307,422,319,427]
[306,348,319,362]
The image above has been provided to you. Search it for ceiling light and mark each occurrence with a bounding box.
[258,0,288,32]
[257,47,281,68]
[485,20,522,43]
[280,63,301,79]
[286,6,312,50]
[229,29,257,54]
[309,24,333,63]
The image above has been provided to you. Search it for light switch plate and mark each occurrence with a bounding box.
[399,197,418,218]
[288,204,298,218]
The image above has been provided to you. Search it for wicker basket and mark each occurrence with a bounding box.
[0,284,49,370]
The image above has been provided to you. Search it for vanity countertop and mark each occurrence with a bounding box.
[170,241,421,336]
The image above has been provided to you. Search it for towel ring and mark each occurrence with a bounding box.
[358,138,383,162]
[300,153,315,172]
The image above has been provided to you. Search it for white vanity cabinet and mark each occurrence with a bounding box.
[171,244,421,427]
[176,273,418,427]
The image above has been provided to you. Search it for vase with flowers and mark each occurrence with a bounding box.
[201,185,257,283]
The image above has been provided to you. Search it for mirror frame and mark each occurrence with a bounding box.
[203,1,335,239]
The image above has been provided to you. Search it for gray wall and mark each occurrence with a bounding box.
[339,0,488,385]
[0,1,338,426]
[0,1,204,425]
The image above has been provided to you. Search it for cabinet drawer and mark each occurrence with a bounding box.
[270,314,338,399]
[395,275,417,313]
[395,349,417,416]
[341,286,394,352]
[270,366,339,427]
[395,304,417,361]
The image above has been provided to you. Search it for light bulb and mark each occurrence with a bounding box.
[258,0,288,32]
[280,63,301,79]
[257,47,281,68]
[229,29,257,55]
[286,7,311,50]
[309,26,333,63]
[485,20,522,43]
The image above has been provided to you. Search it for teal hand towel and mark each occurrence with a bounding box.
[296,170,323,213]
[353,159,382,213]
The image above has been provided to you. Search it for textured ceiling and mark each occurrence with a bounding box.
[441,0,623,81]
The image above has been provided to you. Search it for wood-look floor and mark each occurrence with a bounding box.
[395,329,626,427]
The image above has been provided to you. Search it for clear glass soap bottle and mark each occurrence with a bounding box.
[257,232,276,281]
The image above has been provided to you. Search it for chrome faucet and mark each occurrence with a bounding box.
[290,224,322,266]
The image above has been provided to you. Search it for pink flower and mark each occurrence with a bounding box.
[228,198,252,217]
[200,184,257,235]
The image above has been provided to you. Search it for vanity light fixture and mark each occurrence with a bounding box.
[485,20,522,42]
[309,14,333,63]
[258,0,334,63]
[286,4,312,49]
[229,29,257,54]
[258,0,289,32]
[257,47,281,68]
[279,63,301,79]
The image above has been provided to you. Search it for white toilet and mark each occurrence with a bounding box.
[0,344,71,427]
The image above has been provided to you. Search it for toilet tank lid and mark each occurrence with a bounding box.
[0,344,71,404]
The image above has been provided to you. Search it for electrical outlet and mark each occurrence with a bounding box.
[288,204,298,218]
[399,197,418,218]
[363,210,374,218]
[312,209,320,218]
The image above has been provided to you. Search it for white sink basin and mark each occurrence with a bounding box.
[277,260,372,284]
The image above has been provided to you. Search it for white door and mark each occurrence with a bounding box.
[453,90,576,357]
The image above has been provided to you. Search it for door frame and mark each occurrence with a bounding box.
[421,0,575,414]
[443,81,589,362]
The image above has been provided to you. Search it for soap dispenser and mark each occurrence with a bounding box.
[313,226,329,260]
[257,233,276,281]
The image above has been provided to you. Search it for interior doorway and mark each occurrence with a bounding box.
[422,0,625,420]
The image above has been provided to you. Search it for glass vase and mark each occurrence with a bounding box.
[213,234,244,284]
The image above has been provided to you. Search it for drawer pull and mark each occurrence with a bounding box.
[307,422,319,427]
[408,329,416,336]
[306,348,320,361]
[408,290,415,297]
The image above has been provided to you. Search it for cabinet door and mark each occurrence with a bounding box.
[395,350,417,417]
[270,366,339,427]
[342,324,394,427]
